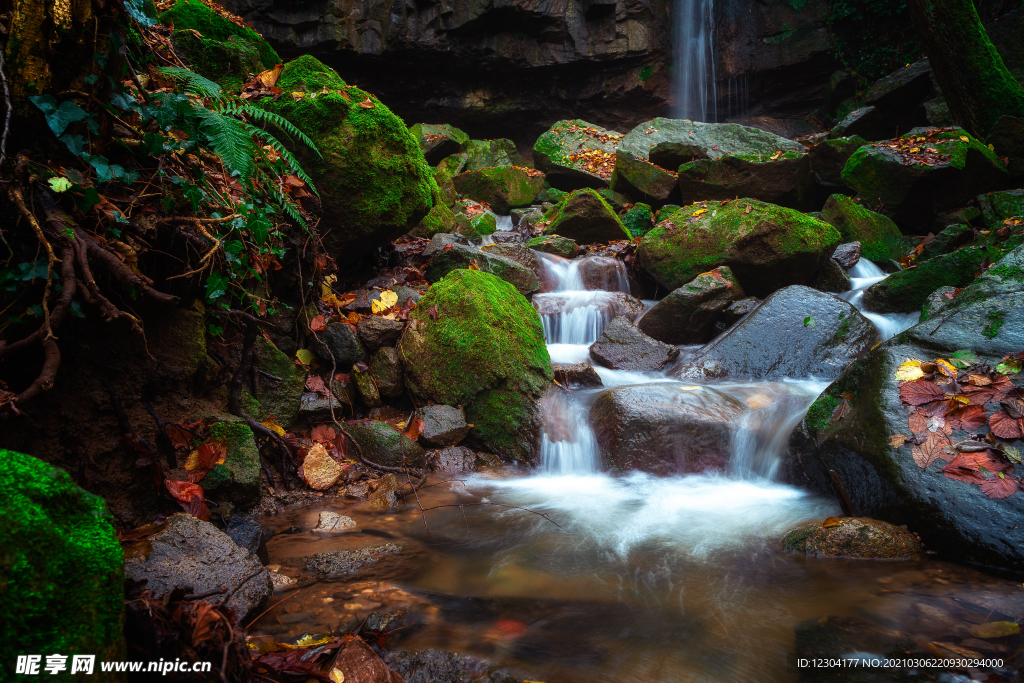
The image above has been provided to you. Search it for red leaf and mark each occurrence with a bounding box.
[962,374,1014,406]
[165,479,204,502]
[196,441,226,470]
[980,474,1019,499]
[166,423,197,449]
[305,375,328,395]
[899,380,946,406]
[310,424,336,445]
[908,409,929,434]
[912,433,953,469]
[942,451,1013,483]
[403,417,424,441]
[946,404,988,431]
[990,410,1024,439]
[427,304,439,321]
[187,494,210,521]
[309,314,327,332]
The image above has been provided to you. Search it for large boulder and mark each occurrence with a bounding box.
[636,266,745,344]
[862,246,1003,313]
[262,56,437,263]
[408,123,469,165]
[124,514,273,620]
[451,166,544,214]
[807,136,869,191]
[675,286,879,380]
[841,128,1009,231]
[532,119,620,190]
[589,317,679,371]
[464,138,521,170]
[609,150,679,206]
[977,189,1024,228]
[526,235,578,259]
[1,450,125,678]
[160,0,278,70]
[398,270,552,462]
[425,243,539,296]
[615,118,804,167]
[636,200,841,297]
[544,189,630,244]
[819,194,910,263]
[787,258,1024,569]
[590,384,748,475]
[676,151,814,210]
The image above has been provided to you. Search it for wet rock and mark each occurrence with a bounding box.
[202,417,261,508]
[576,256,632,292]
[609,150,679,206]
[370,347,404,398]
[124,514,272,620]
[226,514,269,564]
[310,322,369,369]
[533,291,645,327]
[353,365,383,408]
[426,446,479,473]
[862,246,1002,313]
[417,405,470,447]
[533,119,620,190]
[841,128,1009,231]
[977,189,1024,228]
[481,243,543,280]
[451,167,544,214]
[919,223,974,261]
[426,244,539,297]
[831,242,862,269]
[676,152,814,210]
[247,336,306,428]
[637,266,745,344]
[300,443,343,490]
[268,569,296,591]
[591,384,747,475]
[819,194,910,262]
[807,136,869,191]
[782,518,923,560]
[367,473,401,510]
[830,106,889,141]
[303,543,402,578]
[526,235,578,259]
[408,123,469,165]
[920,286,958,322]
[298,389,352,423]
[312,511,358,536]
[808,258,852,294]
[347,420,426,469]
[357,316,405,353]
[398,270,551,463]
[513,206,545,231]
[677,286,878,380]
[464,138,521,171]
[722,297,760,325]
[453,201,498,237]
[795,616,923,672]
[986,115,1024,179]
[638,199,840,297]
[552,362,604,389]
[589,317,679,372]
[390,648,527,683]
[544,189,630,244]
[421,233,471,259]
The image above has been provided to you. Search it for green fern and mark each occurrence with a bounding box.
[193,108,257,185]
[268,184,308,230]
[241,122,319,197]
[157,67,222,99]
[220,101,321,158]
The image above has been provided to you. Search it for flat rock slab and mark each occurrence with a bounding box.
[589,316,679,371]
[304,543,403,578]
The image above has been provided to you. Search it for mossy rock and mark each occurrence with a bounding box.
[637,199,841,297]
[247,336,305,428]
[160,0,278,68]
[0,450,124,680]
[782,517,923,560]
[451,166,544,214]
[677,152,814,210]
[411,200,458,238]
[533,119,620,191]
[807,135,870,188]
[202,417,261,508]
[544,188,630,244]
[841,128,1010,231]
[609,151,678,206]
[622,202,654,238]
[526,234,578,258]
[862,246,1003,313]
[919,223,974,261]
[616,118,804,166]
[397,270,552,462]
[453,200,497,236]
[819,194,911,262]
[262,56,437,264]
[170,30,263,92]
[597,188,632,211]
[347,421,426,468]
[408,123,469,165]
[464,139,521,171]
[425,244,539,296]
[977,189,1024,228]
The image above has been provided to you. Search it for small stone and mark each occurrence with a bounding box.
[310,322,368,369]
[300,443,342,490]
[552,362,603,389]
[366,474,400,510]
[416,405,469,447]
[226,514,269,563]
[312,511,358,536]
[369,347,404,398]
[353,365,383,408]
[427,445,478,472]
[832,241,862,269]
[356,316,405,353]
[782,517,924,560]
[304,543,403,577]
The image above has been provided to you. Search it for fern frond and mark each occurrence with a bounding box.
[194,108,257,185]
[267,184,308,231]
[241,105,321,157]
[242,122,319,197]
[157,67,222,100]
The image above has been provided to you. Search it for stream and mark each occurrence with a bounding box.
[253,252,1023,682]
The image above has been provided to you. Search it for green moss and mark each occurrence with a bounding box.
[413,200,457,238]
[451,166,543,213]
[0,450,124,674]
[464,389,537,462]
[863,246,1004,312]
[171,31,262,92]
[545,188,630,243]
[983,310,1005,339]
[348,421,425,468]
[160,0,278,68]
[622,203,653,237]
[204,419,261,507]
[805,393,842,434]
[820,194,910,262]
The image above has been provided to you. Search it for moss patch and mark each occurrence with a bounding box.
[160,0,278,68]
[820,194,910,262]
[203,418,261,507]
[862,246,1003,313]
[622,202,654,237]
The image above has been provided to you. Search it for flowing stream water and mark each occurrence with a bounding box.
[673,0,717,121]
[254,254,1022,682]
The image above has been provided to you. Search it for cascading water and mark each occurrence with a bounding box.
[838,258,921,339]
[672,0,716,121]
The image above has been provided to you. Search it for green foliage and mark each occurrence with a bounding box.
[159,0,279,68]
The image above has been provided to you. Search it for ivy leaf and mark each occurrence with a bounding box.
[803,315,815,328]
[29,95,89,137]
[205,271,229,301]
[246,210,273,246]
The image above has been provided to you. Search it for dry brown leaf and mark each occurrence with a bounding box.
[900,380,946,406]
[359,97,374,109]
[912,433,953,469]
[889,434,907,448]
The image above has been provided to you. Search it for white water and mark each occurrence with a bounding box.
[672,0,717,122]
[839,258,921,339]
[495,215,513,232]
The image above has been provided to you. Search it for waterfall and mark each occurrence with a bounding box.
[838,258,921,339]
[673,0,717,122]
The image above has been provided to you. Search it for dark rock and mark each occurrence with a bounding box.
[552,363,604,389]
[857,59,934,134]
[426,244,539,296]
[930,205,983,233]
[426,446,478,473]
[544,189,630,244]
[920,285,957,322]
[636,266,745,344]
[393,285,423,306]
[589,317,679,372]
[919,223,974,261]
[609,150,679,206]
[303,543,402,578]
[722,297,760,325]
[357,316,405,353]
[819,194,909,262]
[416,405,470,447]
[298,388,352,423]
[353,365,383,408]
[807,136,869,191]
[831,242,862,269]
[421,233,470,259]
[389,649,527,683]
[408,123,468,165]
[348,420,426,469]
[676,285,878,380]
[576,256,632,292]
[124,514,272,621]
[591,383,747,475]
[726,116,824,140]
[481,243,543,280]
[830,106,890,141]
[782,518,923,560]
[226,514,269,564]
[676,152,814,210]
[863,246,1002,313]
[369,347,404,398]
[310,322,369,370]
[808,258,851,294]
[924,97,953,126]
[249,336,305,428]
[977,189,1024,228]
[201,418,262,509]
[526,235,578,259]
[986,115,1024,180]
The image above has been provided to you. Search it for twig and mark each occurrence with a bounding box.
[219,569,264,607]
[8,186,56,339]
[0,47,11,169]
[157,214,241,225]
[243,589,302,629]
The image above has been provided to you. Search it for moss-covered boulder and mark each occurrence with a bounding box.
[919,222,974,261]
[247,336,305,428]
[526,235,578,258]
[202,416,262,508]
[616,118,804,167]
[1,450,124,679]
[408,123,469,165]
[425,244,539,296]
[347,420,426,468]
[451,166,544,214]
[532,119,620,190]
[170,31,263,92]
[862,246,1003,313]
[977,189,1024,228]
[262,56,436,263]
[544,189,630,244]
[609,150,678,206]
[637,199,841,297]
[621,203,654,238]
[160,0,278,68]
[676,151,814,210]
[636,266,744,345]
[453,200,497,236]
[397,270,552,461]
[819,194,910,262]
[782,518,922,560]
[841,128,1009,231]
[807,135,870,190]
[411,200,458,238]
[464,139,521,171]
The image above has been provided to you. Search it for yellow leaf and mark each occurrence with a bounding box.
[692,208,707,217]
[959,135,970,142]
[185,450,199,471]
[373,289,399,313]
[291,91,305,101]
[296,634,332,648]
[934,358,957,377]
[889,434,907,448]
[967,621,1020,639]
[949,394,970,404]
[296,349,314,366]
[822,517,842,528]
[468,260,481,271]
[330,669,345,683]
[321,293,342,307]
[894,360,924,382]
[262,419,285,436]
[257,63,283,88]
[909,147,920,153]
[988,143,996,151]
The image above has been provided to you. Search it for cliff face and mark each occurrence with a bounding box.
[220,0,673,145]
